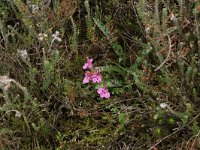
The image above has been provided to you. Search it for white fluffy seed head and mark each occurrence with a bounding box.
[160,103,168,109]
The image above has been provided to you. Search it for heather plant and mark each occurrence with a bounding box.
[0,0,200,149]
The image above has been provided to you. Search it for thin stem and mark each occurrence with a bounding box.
[154,35,172,71]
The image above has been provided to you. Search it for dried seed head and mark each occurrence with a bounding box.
[0,75,14,91]
[17,49,30,62]
[15,110,21,118]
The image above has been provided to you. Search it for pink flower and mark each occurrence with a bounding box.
[92,72,102,83]
[83,71,102,84]
[83,57,93,69]
[83,72,92,84]
[97,87,110,99]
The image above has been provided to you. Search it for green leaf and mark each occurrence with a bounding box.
[118,113,126,126]
[192,121,200,135]
[0,128,12,135]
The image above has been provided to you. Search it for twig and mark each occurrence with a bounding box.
[0,23,19,45]
[148,113,200,150]
[186,130,200,150]
[148,127,181,150]
[154,35,172,71]
[130,1,147,39]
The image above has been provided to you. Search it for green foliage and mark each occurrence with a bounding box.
[154,104,191,125]
[70,17,78,54]
[109,107,127,129]
[93,18,125,62]
[93,18,110,38]
[118,112,126,127]
[29,67,39,88]
[42,50,60,90]
[56,132,67,150]
[0,128,12,136]
[84,0,95,41]
[192,121,200,135]
[167,117,175,125]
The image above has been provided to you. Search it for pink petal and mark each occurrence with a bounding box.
[92,79,96,83]
[83,58,93,69]
[92,73,102,83]
[97,78,102,83]
[104,92,110,99]
[97,88,104,94]
[83,63,88,69]
[100,94,105,98]
[92,78,101,83]
[88,63,93,69]
[83,77,89,84]
[87,58,93,63]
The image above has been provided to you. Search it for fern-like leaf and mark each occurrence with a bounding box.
[93,18,125,62]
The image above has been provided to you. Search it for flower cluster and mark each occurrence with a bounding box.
[97,87,110,99]
[38,33,48,41]
[52,31,62,42]
[83,71,102,84]
[83,57,110,99]
[38,31,62,42]
[83,57,93,69]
